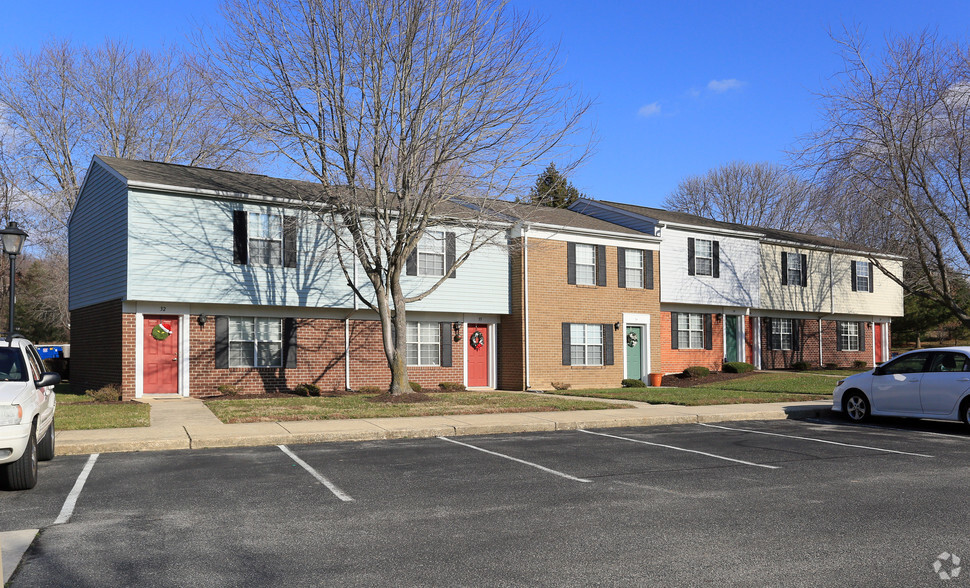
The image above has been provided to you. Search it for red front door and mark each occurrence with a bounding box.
[144,315,179,394]
[874,323,884,363]
[467,324,489,387]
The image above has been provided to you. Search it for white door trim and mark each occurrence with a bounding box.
[622,313,651,380]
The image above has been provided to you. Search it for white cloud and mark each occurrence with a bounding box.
[637,102,662,118]
[707,79,745,93]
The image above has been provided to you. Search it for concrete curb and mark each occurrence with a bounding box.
[55,403,831,455]
[1,529,38,584]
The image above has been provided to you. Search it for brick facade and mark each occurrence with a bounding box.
[502,237,661,390]
[659,311,725,374]
[760,318,880,369]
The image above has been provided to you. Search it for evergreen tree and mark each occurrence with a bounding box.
[525,163,584,208]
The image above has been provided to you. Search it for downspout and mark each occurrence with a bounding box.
[872,320,876,366]
[345,318,351,390]
[523,226,531,390]
[818,318,823,367]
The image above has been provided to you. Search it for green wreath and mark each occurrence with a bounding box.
[470,331,485,350]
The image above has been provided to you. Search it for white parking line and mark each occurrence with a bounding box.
[698,423,934,458]
[805,417,970,440]
[54,453,99,525]
[278,445,354,502]
[438,436,592,483]
[579,429,780,470]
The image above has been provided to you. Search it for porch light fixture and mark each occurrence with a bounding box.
[197,315,208,327]
[614,322,620,331]
[0,221,27,341]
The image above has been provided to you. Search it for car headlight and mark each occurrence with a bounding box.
[0,404,22,426]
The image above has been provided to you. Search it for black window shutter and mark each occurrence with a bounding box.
[781,253,788,286]
[800,254,808,287]
[283,215,298,268]
[792,320,801,351]
[851,262,857,291]
[858,322,866,351]
[567,243,576,285]
[645,251,654,289]
[562,323,571,365]
[233,210,248,265]
[406,249,417,276]
[439,322,452,367]
[617,247,626,288]
[283,318,298,368]
[765,318,775,350]
[687,237,695,276]
[670,312,679,350]
[712,241,720,278]
[215,316,229,369]
[596,245,607,286]
[703,314,713,350]
[602,324,614,365]
[446,232,456,278]
[836,321,843,351]
[869,262,874,292]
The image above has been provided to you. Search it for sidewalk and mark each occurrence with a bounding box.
[55,395,833,456]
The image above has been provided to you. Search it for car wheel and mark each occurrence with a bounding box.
[38,419,54,461]
[961,398,970,427]
[2,425,38,490]
[843,391,870,423]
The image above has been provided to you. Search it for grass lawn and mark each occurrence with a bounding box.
[556,372,837,406]
[205,391,626,424]
[54,383,151,430]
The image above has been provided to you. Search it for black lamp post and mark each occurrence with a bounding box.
[0,221,27,341]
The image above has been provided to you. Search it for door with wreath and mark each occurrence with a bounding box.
[144,315,179,394]
[467,324,489,387]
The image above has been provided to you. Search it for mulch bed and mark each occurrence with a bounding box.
[660,371,757,388]
[205,389,435,403]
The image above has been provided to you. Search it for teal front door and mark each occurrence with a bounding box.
[725,316,739,363]
[626,326,642,380]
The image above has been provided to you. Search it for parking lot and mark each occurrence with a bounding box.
[4,417,970,586]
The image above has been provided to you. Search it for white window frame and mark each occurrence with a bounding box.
[249,212,283,266]
[840,322,860,352]
[677,313,704,350]
[625,249,644,289]
[570,323,603,366]
[575,244,596,285]
[695,239,713,277]
[229,317,283,367]
[855,261,870,292]
[407,321,440,366]
[417,231,446,277]
[771,318,793,351]
[786,253,802,286]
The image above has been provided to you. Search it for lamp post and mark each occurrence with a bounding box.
[0,221,27,341]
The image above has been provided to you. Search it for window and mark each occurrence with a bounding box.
[676,313,704,349]
[839,322,860,351]
[771,318,793,350]
[880,352,931,375]
[928,352,970,372]
[570,323,603,365]
[407,322,441,366]
[785,253,802,287]
[417,231,445,276]
[624,249,643,288]
[575,244,596,285]
[694,239,713,276]
[853,261,871,292]
[229,317,282,367]
[249,212,283,266]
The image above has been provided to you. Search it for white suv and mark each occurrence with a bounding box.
[0,336,59,490]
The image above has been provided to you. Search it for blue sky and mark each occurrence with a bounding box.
[2,0,967,207]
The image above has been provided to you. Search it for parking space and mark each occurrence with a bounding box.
[5,418,970,586]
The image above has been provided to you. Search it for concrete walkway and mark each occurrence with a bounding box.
[55,394,833,456]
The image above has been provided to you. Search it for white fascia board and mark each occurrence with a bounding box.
[760,238,907,261]
[512,223,660,249]
[658,221,763,239]
[660,303,752,315]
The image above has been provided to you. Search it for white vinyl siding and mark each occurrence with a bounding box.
[229,317,282,367]
[407,322,440,366]
[694,239,713,276]
[677,313,704,349]
[625,249,643,289]
[660,229,759,307]
[575,244,596,285]
[840,322,860,351]
[570,323,603,365]
[771,318,793,350]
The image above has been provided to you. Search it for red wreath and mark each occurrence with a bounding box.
[470,331,485,350]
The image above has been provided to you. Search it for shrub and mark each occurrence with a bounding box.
[621,378,646,388]
[217,384,240,397]
[408,381,423,393]
[682,366,710,378]
[550,381,571,390]
[438,382,466,392]
[852,360,868,369]
[825,363,839,370]
[721,362,754,374]
[357,386,382,394]
[293,383,321,397]
[791,361,810,371]
[86,385,121,402]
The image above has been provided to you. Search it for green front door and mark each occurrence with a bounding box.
[725,315,739,363]
[626,326,642,380]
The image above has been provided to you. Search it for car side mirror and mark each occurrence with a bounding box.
[35,372,61,388]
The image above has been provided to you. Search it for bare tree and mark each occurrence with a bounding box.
[207,0,590,394]
[663,161,823,232]
[803,29,970,328]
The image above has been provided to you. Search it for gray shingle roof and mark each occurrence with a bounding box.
[497,200,646,235]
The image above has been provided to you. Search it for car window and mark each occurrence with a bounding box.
[881,352,931,375]
[24,345,44,380]
[927,352,969,373]
[0,348,28,381]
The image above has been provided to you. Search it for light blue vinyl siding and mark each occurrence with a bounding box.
[68,162,128,310]
[403,233,509,314]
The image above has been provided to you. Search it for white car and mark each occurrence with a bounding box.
[0,336,59,490]
[833,347,970,425]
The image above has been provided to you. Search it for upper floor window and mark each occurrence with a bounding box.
[852,260,873,293]
[569,323,603,365]
[567,242,605,286]
[624,249,643,289]
[229,317,282,367]
[770,318,793,350]
[783,252,806,287]
[249,213,282,266]
[407,322,440,366]
[688,237,719,278]
[575,244,596,285]
[839,322,860,352]
[418,231,445,276]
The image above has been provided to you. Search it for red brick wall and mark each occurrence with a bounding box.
[759,318,876,369]
[70,299,124,396]
[819,320,874,368]
[659,311,725,374]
